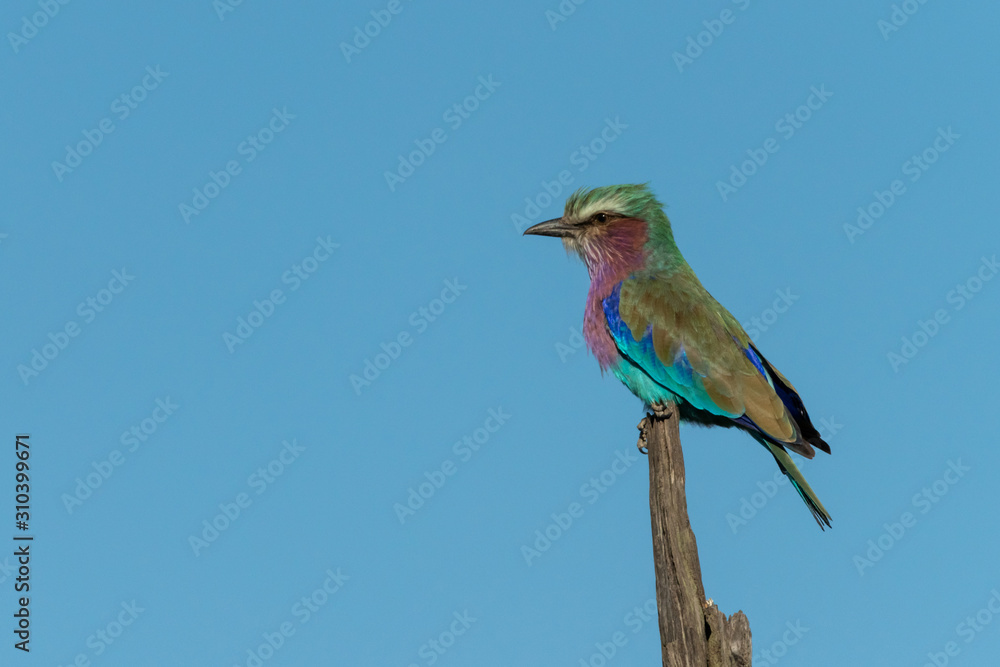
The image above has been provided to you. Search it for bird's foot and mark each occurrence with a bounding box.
[636,417,650,455]
[650,402,674,420]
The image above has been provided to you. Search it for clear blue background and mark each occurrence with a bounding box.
[2,1,999,665]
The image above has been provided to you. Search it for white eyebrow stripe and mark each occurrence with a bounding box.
[573,195,627,221]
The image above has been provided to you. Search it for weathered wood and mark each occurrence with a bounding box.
[640,405,752,667]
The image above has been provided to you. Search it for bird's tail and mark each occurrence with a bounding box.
[758,438,832,530]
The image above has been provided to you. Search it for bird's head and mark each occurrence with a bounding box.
[524,183,676,275]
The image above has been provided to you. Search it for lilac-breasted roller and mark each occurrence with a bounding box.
[524,184,832,528]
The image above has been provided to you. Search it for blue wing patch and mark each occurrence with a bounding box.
[601,281,735,416]
[743,343,766,377]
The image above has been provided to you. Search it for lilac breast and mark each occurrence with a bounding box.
[583,281,621,371]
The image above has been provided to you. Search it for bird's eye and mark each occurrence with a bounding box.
[595,213,608,223]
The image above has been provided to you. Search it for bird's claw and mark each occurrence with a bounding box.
[638,404,675,454]
[650,402,674,420]
[636,417,649,455]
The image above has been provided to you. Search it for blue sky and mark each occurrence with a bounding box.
[3,1,999,665]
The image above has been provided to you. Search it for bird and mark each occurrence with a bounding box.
[523,183,832,528]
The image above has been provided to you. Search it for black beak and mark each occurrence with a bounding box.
[522,217,575,238]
